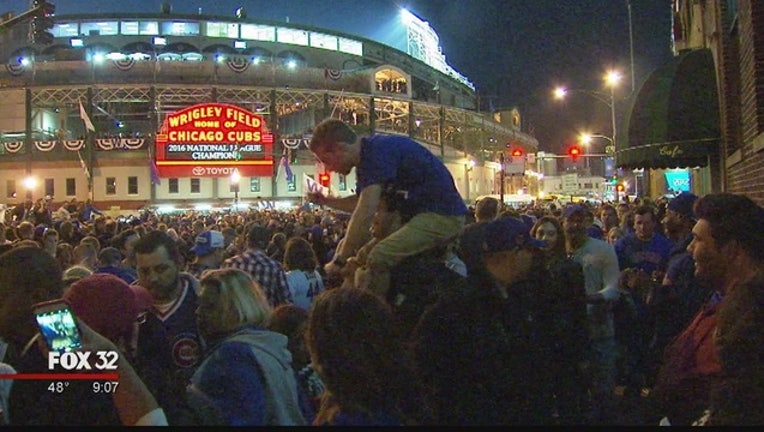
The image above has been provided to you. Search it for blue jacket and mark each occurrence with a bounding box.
[187,326,308,426]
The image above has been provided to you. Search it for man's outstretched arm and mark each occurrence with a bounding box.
[332,184,381,262]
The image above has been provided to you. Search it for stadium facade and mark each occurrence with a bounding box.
[0,6,538,214]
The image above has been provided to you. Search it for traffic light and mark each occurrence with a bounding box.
[30,1,55,45]
[567,145,581,161]
[318,172,330,188]
[616,183,625,193]
[510,148,524,158]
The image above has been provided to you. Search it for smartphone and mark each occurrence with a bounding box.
[32,299,82,352]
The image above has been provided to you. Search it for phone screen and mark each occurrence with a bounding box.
[33,301,82,352]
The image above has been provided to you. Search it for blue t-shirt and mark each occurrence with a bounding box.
[614,232,674,276]
[356,135,468,216]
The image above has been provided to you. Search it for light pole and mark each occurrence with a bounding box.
[230,168,240,210]
[604,70,622,160]
[579,132,615,172]
[23,176,36,200]
[554,69,622,166]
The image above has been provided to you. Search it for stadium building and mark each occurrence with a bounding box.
[0,3,538,215]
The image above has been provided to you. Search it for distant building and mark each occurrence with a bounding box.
[617,1,764,206]
[0,7,537,212]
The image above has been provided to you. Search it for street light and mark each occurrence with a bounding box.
[579,132,614,170]
[604,70,622,160]
[230,168,240,210]
[554,68,623,167]
[23,176,37,200]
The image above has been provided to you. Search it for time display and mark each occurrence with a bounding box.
[92,381,120,394]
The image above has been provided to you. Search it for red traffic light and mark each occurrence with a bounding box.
[510,148,524,158]
[318,172,330,187]
[567,145,581,161]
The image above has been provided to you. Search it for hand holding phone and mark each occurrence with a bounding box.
[32,299,83,353]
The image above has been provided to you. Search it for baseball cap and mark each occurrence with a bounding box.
[667,192,698,219]
[481,217,546,253]
[190,230,225,256]
[63,273,150,343]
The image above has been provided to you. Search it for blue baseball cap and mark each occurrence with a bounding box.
[482,217,546,253]
[190,230,224,256]
[667,192,698,219]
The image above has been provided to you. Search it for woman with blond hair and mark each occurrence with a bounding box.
[187,268,308,425]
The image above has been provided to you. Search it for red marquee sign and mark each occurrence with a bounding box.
[155,103,274,178]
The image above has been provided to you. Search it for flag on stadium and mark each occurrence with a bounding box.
[280,153,294,182]
[148,146,161,186]
[77,150,90,180]
[79,100,96,132]
[304,172,328,196]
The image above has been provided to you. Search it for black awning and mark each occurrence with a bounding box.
[616,48,720,169]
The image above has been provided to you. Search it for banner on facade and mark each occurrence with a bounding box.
[154,103,274,178]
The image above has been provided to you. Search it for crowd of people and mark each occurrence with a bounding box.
[0,118,763,426]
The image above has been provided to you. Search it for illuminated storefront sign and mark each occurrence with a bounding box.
[665,170,691,193]
[155,103,274,178]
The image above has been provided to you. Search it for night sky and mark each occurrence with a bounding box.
[1,0,672,154]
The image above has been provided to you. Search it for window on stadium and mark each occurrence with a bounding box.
[190,178,200,194]
[6,180,15,199]
[66,178,76,196]
[122,21,159,35]
[310,32,338,50]
[128,176,138,195]
[338,37,363,56]
[44,178,54,197]
[161,21,200,36]
[206,22,239,38]
[106,177,116,195]
[52,23,78,38]
[80,21,119,36]
[276,28,309,46]
[240,24,275,41]
[168,178,179,194]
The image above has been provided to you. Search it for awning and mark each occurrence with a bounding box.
[616,48,721,169]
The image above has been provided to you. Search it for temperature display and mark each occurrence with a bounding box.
[47,381,70,393]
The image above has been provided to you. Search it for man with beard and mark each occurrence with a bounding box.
[645,193,713,385]
[134,230,203,425]
[563,204,621,425]
[647,193,764,426]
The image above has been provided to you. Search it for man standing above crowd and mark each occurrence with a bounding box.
[133,230,203,425]
[305,118,467,297]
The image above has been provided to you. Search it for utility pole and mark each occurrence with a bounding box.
[499,152,505,206]
[627,0,636,93]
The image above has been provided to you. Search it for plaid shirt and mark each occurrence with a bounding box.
[222,249,294,307]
